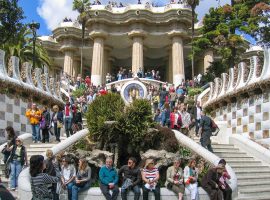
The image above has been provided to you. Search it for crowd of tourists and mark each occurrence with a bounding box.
[26,154,231,200]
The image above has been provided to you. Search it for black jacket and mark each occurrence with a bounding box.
[9,145,26,166]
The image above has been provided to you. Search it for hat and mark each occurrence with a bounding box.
[145,159,154,168]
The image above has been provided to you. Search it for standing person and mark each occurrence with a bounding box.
[165,158,185,200]
[179,104,191,136]
[154,109,162,124]
[218,159,232,200]
[61,157,76,200]
[193,101,202,136]
[99,157,119,200]
[2,126,17,164]
[118,157,141,200]
[170,108,182,130]
[161,103,170,127]
[30,155,61,200]
[159,88,167,109]
[25,103,41,143]
[9,138,28,190]
[51,105,63,142]
[183,158,199,200]
[71,158,91,200]
[201,164,224,200]
[44,149,59,200]
[64,100,74,137]
[40,106,51,143]
[169,89,177,109]
[199,111,213,152]
[152,91,160,113]
[141,159,160,200]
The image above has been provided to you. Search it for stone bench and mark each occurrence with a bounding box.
[59,187,210,200]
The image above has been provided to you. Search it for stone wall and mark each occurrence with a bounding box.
[213,92,270,141]
[0,93,32,144]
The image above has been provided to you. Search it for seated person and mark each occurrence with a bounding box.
[141,159,160,200]
[201,164,224,200]
[165,158,185,200]
[118,157,141,200]
[99,157,119,200]
[218,159,232,200]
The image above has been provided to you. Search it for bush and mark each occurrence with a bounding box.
[188,87,203,97]
[86,93,125,145]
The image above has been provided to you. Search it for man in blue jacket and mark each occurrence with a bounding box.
[99,157,119,200]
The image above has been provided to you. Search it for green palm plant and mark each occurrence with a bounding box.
[73,0,91,74]
[2,26,51,68]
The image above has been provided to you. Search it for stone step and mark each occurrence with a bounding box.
[234,170,270,177]
[216,155,254,159]
[231,166,270,171]
[236,173,270,179]
[212,144,235,148]
[238,180,270,190]
[239,188,270,196]
[214,152,248,157]
[234,168,270,174]
[228,161,263,167]
[237,195,270,200]
[212,148,241,153]
[27,147,56,152]
[29,143,55,148]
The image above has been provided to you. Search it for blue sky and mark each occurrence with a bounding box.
[18,0,255,44]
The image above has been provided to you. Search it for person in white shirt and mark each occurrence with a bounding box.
[184,159,199,200]
[61,157,76,200]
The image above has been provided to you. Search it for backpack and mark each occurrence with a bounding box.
[211,119,219,136]
[39,117,46,129]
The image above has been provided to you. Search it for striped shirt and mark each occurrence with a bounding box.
[143,167,159,181]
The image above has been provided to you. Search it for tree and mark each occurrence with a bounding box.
[2,27,52,68]
[192,0,270,81]
[73,0,91,74]
[187,0,200,79]
[0,0,24,44]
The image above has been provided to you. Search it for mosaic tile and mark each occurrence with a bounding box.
[21,124,26,132]
[232,112,236,119]
[14,114,20,123]
[7,121,13,127]
[243,108,248,116]
[249,132,254,139]
[232,127,236,134]
[243,125,248,132]
[14,98,20,106]
[237,118,242,126]
[0,94,5,102]
[249,115,254,123]
[0,111,5,120]
[249,98,254,106]
[263,112,269,121]
[6,104,13,113]
[256,105,261,113]
[256,122,261,131]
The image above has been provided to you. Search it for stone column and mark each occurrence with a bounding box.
[168,47,173,83]
[63,50,74,76]
[90,31,108,86]
[204,50,214,73]
[128,31,147,75]
[171,36,185,86]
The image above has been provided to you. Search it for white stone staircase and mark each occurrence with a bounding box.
[212,143,270,200]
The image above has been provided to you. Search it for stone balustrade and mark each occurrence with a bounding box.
[0,49,66,106]
[202,48,270,108]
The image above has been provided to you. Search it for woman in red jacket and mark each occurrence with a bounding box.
[170,108,182,130]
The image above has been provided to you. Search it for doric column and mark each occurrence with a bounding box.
[128,30,147,75]
[171,36,185,86]
[63,50,74,76]
[90,31,108,86]
[204,50,214,73]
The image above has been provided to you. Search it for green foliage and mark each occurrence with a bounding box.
[178,146,192,159]
[86,93,125,143]
[72,88,86,98]
[188,87,203,97]
[0,0,24,44]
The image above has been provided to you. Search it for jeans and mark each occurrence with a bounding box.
[71,182,91,200]
[53,122,61,142]
[186,183,199,200]
[100,183,119,200]
[142,185,160,200]
[31,124,40,142]
[66,182,74,200]
[121,185,141,200]
[10,160,22,188]
[195,119,200,135]
[64,117,73,137]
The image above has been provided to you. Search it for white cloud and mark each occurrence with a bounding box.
[37,0,231,31]
[37,0,79,30]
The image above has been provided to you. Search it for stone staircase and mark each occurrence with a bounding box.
[212,143,270,200]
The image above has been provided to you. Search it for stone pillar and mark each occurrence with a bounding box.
[90,31,108,86]
[63,50,74,76]
[128,31,147,75]
[91,37,105,86]
[204,50,214,73]
[168,48,173,83]
[171,36,185,86]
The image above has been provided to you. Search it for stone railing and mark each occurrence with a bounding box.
[18,128,237,200]
[202,48,269,108]
[199,48,270,146]
[0,49,64,106]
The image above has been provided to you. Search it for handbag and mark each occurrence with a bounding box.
[167,182,173,189]
[57,121,63,128]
